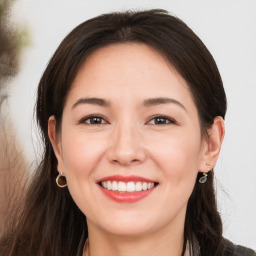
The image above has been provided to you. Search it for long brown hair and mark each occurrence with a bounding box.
[0,9,227,255]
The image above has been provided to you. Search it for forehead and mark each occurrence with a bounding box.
[66,42,194,108]
[77,43,180,81]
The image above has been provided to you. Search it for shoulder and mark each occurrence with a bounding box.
[235,245,256,256]
[223,239,256,256]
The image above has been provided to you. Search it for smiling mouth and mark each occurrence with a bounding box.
[99,181,158,193]
[97,175,159,202]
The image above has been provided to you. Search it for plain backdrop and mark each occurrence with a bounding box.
[7,0,256,250]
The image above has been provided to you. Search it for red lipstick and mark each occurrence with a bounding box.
[98,175,155,183]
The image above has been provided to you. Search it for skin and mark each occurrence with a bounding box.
[49,43,225,256]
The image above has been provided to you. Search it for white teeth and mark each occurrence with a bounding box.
[127,182,136,192]
[147,183,154,189]
[112,181,118,191]
[101,181,156,192]
[102,181,107,189]
[118,181,126,192]
[107,181,112,190]
[135,182,142,191]
[142,182,148,191]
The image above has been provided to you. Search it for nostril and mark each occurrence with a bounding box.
[111,158,141,165]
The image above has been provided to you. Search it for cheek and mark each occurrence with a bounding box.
[149,135,201,216]
[148,131,202,192]
[60,131,105,179]
[59,131,107,214]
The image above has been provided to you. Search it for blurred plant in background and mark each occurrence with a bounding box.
[0,0,28,87]
[0,0,28,235]
[0,0,19,87]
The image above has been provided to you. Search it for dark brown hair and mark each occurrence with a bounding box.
[0,9,227,255]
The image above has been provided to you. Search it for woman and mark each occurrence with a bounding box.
[0,9,255,256]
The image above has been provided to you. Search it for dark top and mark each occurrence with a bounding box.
[76,236,256,256]
[224,239,256,256]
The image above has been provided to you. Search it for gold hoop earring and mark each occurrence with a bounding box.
[199,162,210,184]
[56,171,67,188]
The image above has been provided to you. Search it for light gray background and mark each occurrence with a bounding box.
[8,0,256,250]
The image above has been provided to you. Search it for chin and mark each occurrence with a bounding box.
[102,222,153,237]
[89,209,163,238]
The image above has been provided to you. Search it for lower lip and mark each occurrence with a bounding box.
[99,185,156,203]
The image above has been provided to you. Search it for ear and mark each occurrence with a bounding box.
[199,116,225,172]
[48,115,64,173]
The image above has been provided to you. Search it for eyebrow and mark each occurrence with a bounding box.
[72,97,186,111]
[72,97,110,109]
[143,97,187,111]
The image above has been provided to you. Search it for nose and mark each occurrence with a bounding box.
[107,123,146,166]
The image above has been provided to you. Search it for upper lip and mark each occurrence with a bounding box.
[97,175,157,183]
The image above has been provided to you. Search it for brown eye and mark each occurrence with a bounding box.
[148,116,175,125]
[82,116,107,125]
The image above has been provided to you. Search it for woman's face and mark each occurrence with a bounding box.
[50,43,211,237]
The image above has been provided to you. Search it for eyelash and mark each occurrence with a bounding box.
[79,115,108,125]
[79,115,176,126]
[147,115,176,125]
